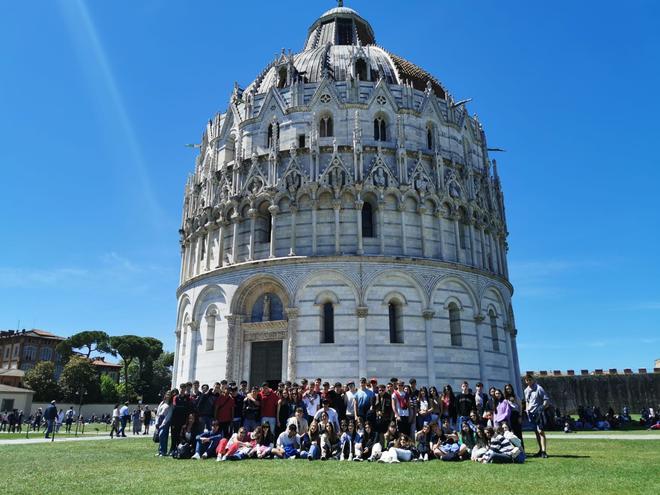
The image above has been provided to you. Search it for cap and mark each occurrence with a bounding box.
[50,400,56,404]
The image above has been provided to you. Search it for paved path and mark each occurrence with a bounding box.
[528,433,659,440]
[0,435,147,446]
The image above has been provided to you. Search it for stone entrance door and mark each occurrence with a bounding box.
[249,340,282,388]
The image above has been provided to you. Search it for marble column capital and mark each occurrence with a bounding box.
[268,205,280,215]
[285,307,300,319]
[422,310,435,320]
[356,306,369,318]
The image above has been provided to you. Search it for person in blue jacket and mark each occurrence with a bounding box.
[43,400,57,439]
[191,420,223,459]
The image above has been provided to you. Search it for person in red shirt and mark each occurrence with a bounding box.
[258,382,279,432]
[214,385,234,439]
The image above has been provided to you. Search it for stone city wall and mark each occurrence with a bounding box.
[524,369,660,414]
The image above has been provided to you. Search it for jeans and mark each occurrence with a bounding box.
[195,436,220,457]
[199,415,213,431]
[308,443,321,460]
[158,421,171,455]
[44,419,54,438]
[243,418,259,432]
[119,416,128,436]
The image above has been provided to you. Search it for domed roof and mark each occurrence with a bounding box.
[246,4,446,99]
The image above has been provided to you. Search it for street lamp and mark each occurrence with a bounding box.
[74,388,88,436]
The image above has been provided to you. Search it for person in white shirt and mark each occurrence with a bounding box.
[118,402,130,437]
[110,403,121,438]
[313,400,340,432]
[303,390,320,421]
[344,382,357,420]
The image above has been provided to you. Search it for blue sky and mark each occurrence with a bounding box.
[1,0,658,373]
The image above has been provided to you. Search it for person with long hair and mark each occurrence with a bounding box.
[378,433,413,463]
[255,421,275,458]
[360,420,380,461]
[320,422,341,460]
[441,385,457,430]
[504,383,524,449]
[306,419,322,460]
[471,426,489,461]
[276,388,292,435]
[493,388,511,429]
[340,419,357,460]
[428,386,441,424]
[416,387,432,430]
[458,420,476,460]
[383,420,398,449]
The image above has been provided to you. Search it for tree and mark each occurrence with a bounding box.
[109,335,146,400]
[146,351,174,402]
[24,361,60,401]
[58,355,100,402]
[57,330,111,360]
[99,374,118,403]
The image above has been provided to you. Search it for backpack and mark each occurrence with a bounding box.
[172,442,192,459]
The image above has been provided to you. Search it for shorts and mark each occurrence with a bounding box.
[528,411,546,431]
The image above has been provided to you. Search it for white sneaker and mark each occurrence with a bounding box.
[339,453,345,461]
[202,453,208,459]
[424,453,429,461]
[191,453,201,460]
[348,454,353,461]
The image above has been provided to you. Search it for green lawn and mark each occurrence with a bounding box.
[1,437,658,495]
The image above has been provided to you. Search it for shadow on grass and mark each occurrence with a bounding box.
[546,454,591,459]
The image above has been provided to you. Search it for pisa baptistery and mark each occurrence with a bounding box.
[174,3,521,393]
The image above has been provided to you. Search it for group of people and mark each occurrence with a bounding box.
[108,402,153,438]
[152,374,553,463]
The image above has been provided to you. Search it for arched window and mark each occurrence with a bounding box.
[319,115,333,137]
[355,59,368,81]
[374,117,386,141]
[448,303,462,346]
[321,302,335,343]
[200,237,206,260]
[388,302,403,343]
[427,125,434,150]
[362,202,375,238]
[205,311,217,351]
[489,310,500,352]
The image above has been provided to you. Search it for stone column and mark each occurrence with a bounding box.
[268,205,279,258]
[247,208,257,261]
[231,213,240,265]
[502,240,510,278]
[311,201,318,255]
[480,228,487,268]
[285,308,299,381]
[378,201,385,255]
[418,205,427,257]
[356,307,368,379]
[332,199,341,255]
[225,315,243,382]
[469,223,477,267]
[509,327,522,397]
[355,200,364,255]
[186,320,199,382]
[187,239,195,278]
[504,325,517,389]
[289,205,297,256]
[436,211,444,260]
[172,330,181,388]
[453,217,461,262]
[181,243,189,281]
[490,232,499,273]
[474,314,486,383]
[399,203,407,256]
[205,225,213,271]
[423,310,436,386]
[215,220,226,268]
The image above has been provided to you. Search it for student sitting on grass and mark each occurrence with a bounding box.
[191,420,222,459]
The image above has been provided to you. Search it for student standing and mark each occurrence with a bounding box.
[524,374,550,458]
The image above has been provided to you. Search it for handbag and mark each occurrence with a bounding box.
[152,429,159,443]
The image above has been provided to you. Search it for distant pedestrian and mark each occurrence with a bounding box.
[132,408,141,435]
[43,400,57,439]
[119,401,130,437]
[143,405,152,435]
[109,403,120,438]
[65,407,74,433]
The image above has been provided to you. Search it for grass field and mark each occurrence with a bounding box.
[1,436,658,495]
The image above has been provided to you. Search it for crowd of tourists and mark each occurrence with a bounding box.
[151,374,555,463]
